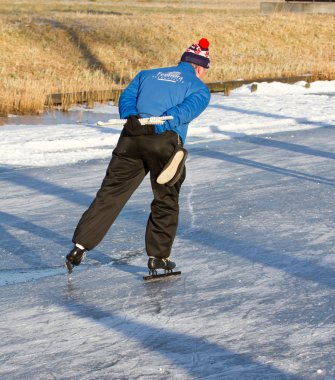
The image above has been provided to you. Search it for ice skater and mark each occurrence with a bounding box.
[65,38,211,277]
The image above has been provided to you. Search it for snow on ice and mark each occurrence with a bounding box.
[0,81,334,379]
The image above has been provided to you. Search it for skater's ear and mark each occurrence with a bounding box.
[195,66,208,80]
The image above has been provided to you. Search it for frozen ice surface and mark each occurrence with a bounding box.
[0,82,334,379]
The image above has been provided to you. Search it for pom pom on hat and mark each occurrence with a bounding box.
[180,37,210,69]
[198,38,210,49]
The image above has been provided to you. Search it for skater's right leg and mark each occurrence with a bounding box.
[71,136,147,251]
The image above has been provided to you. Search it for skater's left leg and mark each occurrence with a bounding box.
[65,137,146,272]
[72,136,147,250]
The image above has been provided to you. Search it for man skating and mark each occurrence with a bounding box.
[65,38,211,276]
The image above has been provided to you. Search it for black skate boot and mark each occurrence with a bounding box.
[148,257,176,271]
[65,245,86,273]
[144,257,181,280]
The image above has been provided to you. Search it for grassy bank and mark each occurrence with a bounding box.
[0,0,334,116]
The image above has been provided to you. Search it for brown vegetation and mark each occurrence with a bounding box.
[0,0,334,115]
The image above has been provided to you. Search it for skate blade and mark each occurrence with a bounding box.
[64,261,73,274]
[143,271,181,281]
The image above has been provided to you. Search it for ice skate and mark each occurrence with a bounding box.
[144,257,181,281]
[65,245,86,273]
[148,257,176,271]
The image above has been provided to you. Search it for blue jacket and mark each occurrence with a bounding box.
[118,62,210,144]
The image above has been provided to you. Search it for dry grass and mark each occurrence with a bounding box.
[0,0,334,115]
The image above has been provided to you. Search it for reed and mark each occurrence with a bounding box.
[0,0,334,116]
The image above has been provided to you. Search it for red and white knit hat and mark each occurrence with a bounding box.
[180,38,210,69]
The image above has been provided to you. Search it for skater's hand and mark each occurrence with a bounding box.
[123,115,151,136]
[124,115,141,129]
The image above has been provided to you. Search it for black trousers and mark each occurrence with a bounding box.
[72,130,186,259]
